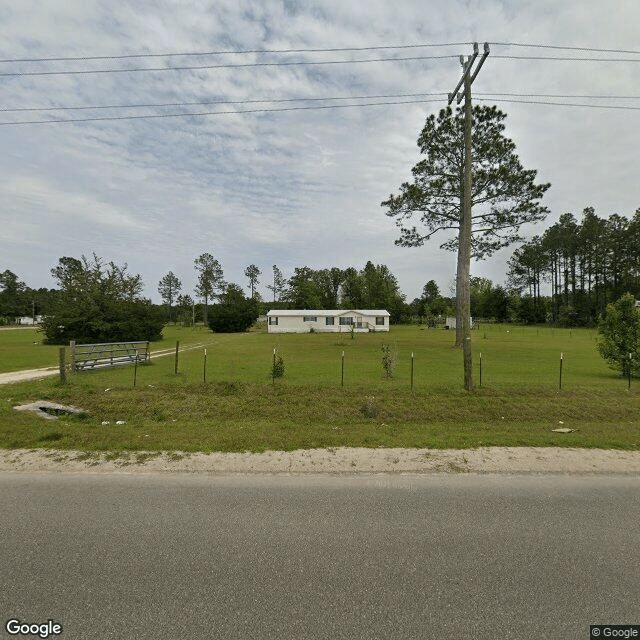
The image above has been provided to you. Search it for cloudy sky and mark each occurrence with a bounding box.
[2,0,639,304]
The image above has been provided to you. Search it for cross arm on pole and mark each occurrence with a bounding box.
[447,42,489,106]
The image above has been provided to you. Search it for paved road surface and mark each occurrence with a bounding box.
[1,473,638,639]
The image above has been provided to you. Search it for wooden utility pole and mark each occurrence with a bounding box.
[448,42,489,391]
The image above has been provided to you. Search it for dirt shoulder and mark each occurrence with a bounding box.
[1,446,639,475]
[0,367,59,385]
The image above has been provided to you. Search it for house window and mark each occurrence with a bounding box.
[339,317,353,325]
[325,317,334,325]
[303,316,317,322]
[269,316,278,325]
[376,316,385,325]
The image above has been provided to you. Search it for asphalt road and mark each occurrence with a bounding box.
[1,473,638,640]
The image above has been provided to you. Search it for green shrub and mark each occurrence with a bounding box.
[597,293,640,377]
[381,343,396,378]
[272,353,285,379]
[208,284,258,333]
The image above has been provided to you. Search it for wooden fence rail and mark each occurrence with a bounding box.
[70,340,150,372]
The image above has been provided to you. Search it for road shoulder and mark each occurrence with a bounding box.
[1,446,639,474]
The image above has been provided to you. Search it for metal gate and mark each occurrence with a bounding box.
[70,340,150,372]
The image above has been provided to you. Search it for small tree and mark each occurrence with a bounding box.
[244,264,261,299]
[266,265,286,302]
[597,293,640,377]
[158,271,182,321]
[381,343,396,379]
[194,253,225,325]
[272,351,285,379]
[175,294,194,326]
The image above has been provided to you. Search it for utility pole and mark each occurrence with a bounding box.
[448,42,489,391]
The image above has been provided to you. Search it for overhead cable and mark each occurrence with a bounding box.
[492,55,640,62]
[0,42,473,64]
[0,98,443,126]
[5,92,638,114]
[475,97,640,110]
[0,54,459,77]
[488,42,640,55]
[0,92,448,113]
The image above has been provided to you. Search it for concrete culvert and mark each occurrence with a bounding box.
[13,401,85,421]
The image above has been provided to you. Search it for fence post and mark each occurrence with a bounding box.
[134,351,138,387]
[272,348,276,385]
[70,340,76,373]
[204,348,207,384]
[341,351,344,387]
[629,353,632,390]
[559,352,563,390]
[410,352,414,391]
[146,341,150,362]
[174,341,179,375]
[479,352,482,387]
[58,347,66,384]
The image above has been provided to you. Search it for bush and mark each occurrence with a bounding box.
[208,284,258,333]
[597,293,640,377]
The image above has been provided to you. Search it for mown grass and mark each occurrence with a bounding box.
[0,326,60,373]
[0,324,216,373]
[1,323,638,452]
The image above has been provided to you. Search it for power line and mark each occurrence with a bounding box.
[488,42,640,55]
[4,92,638,115]
[4,94,639,125]
[476,93,640,99]
[476,97,640,110]
[4,42,638,65]
[0,92,448,113]
[492,55,640,62]
[0,98,444,126]
[0,42,473,64]
[0,54,459,78]
[4,53,636,80]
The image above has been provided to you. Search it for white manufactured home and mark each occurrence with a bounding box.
[266,310,390,333]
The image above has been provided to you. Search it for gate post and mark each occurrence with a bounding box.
[70,340,76,373]
[58,347,66,384]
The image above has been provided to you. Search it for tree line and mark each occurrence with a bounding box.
[158,256,427,326]
[506,207,640,326]
[0,253,456,342]
[0,269,59,323]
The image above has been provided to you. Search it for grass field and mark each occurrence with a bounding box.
[1,323,638,453]
[0,324,216,373]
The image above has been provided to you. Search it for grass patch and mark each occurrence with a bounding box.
[0,323,638,452]
[0,324,217,374]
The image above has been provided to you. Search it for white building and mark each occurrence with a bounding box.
[445,316,473,330]
[266,309,390,333]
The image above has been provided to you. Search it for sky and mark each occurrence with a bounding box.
[1,0,639,304]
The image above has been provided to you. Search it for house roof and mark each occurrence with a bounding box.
[266,309,390,317]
